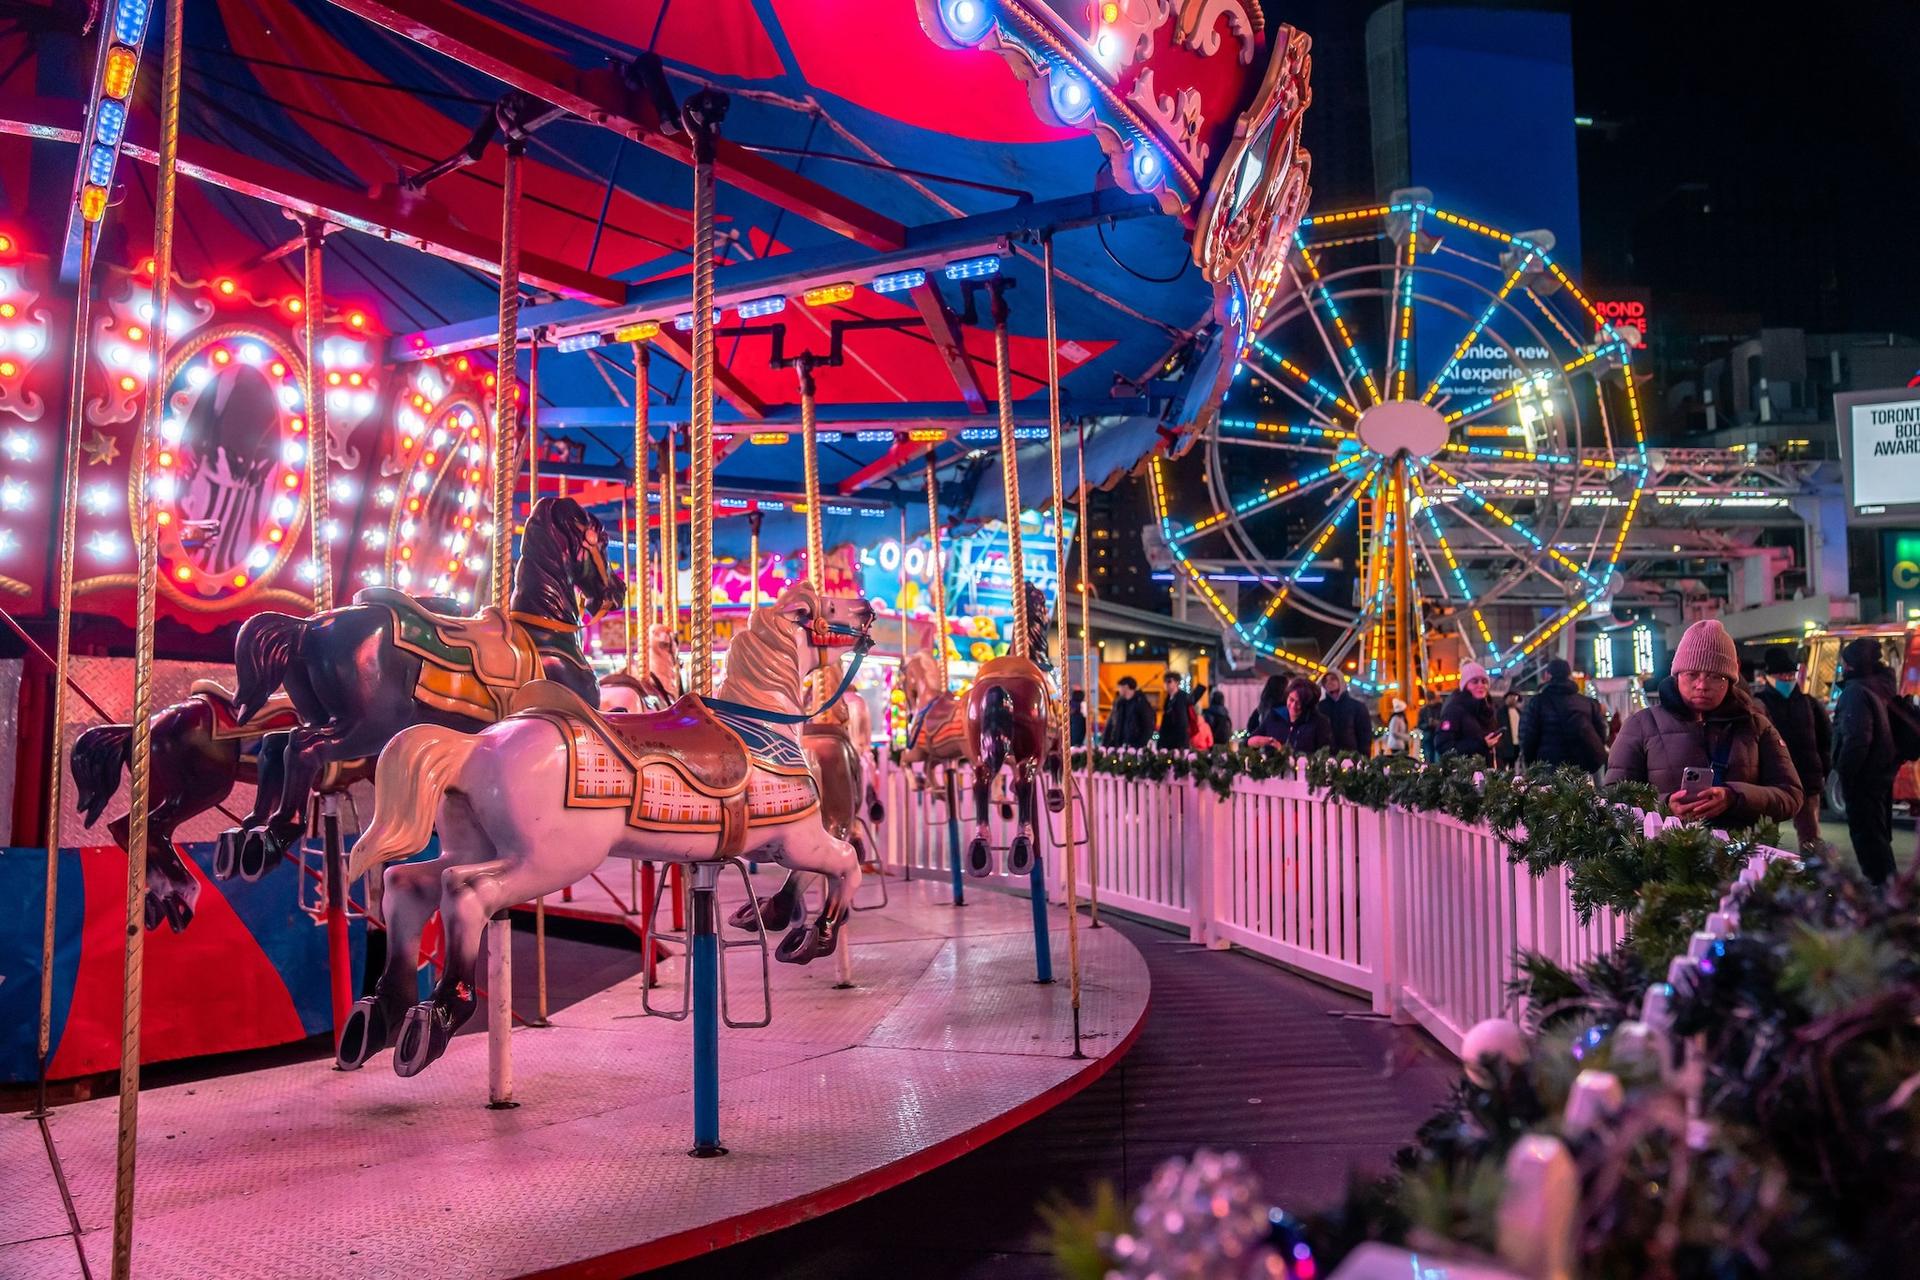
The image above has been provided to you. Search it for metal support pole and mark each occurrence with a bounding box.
[942,771,965,908]
[663,424,678,644]
[321,795,350,1056]
[1393,456,1416,706]
[1043,237,1080,1046]
[486,912,516,1108]
[988,281,1027,656]
[797,359,823,589]
[1027,847,1054,985]
[688,862,724,1157]
[111,4,182,1271]
[1077,415,1100,929]
[685,91,724,699]
[747,510,762,610]
[302,220,333,613]
[525,331,548,1028]
[491,139,525,612]
[633,343,652,678]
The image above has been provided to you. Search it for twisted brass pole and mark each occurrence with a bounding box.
[491,139,525,611]
[633,343,650,680]
[1077,413,1100,928]
[114,1,184,1272]
[989,281,1027,657]
[925,460,950,691]
[798,360,823,591]
[663,422,678,644]
[686,96,721,696]
[302,220,332,612]
[1044,237,1083,1056]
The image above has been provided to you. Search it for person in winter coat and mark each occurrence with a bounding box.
[1069,688,1089,748]
[1496,691,1524,768]
[1157,671,1194,751]
[1102,676,1154,748]
[1519,657,1610,772]
[1754,646,1831,853]
[1270,678,1334,753]
[1246,675,1291,745]
[1382,698,1413,755]
[1605,619,1802,827]
[1434,662,1502,761]
[1832,637,1899,885]
[1417,696,1443,761]
[1202,689,1234,747]
[1319,671,1375,755]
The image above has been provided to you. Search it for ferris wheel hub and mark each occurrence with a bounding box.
[1355,398,1448,461]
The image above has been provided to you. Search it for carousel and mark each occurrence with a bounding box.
[0,1,1309,1275]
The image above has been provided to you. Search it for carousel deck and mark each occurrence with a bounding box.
[3,874,1147,1279]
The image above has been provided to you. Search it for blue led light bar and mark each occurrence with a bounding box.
[870,269,926,294]
[672,307,724,331]
[113,0,154,45]
[757,500,788,511]
[855,429,893,444]
[94,99,127,148]
[555,332,602,353]
[85,144,117,188]
[943,254,1001,281]
[735,294,787,319]
[814,431,843,444]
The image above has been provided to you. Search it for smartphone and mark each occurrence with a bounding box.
[1678,765,1712,794]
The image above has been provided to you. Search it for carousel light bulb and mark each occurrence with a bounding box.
[410,472,429,493]
[282,441,305,466]
[400,520,417,538]
[431,427,449,447]
[271,496,294,522]
[160,418,183,443]
[247,546,270,569]
[456,589,471,606]
[395,566,412,587]
[277,385,300,409]
[88,531,121,560]
[0,479,27,509]
[375,486,395,507]
[465,555,483,572]
[364,528,387,548]
[323,520,341,543]
[362,568,383,585]
[327,390,346,409]
[137,301,154,322]
[299,562,318,581]
[330,477,355,502]
[4,432,31,459]
[185,365,212,390]
[0,530,14,555]
[150,475,176,501]
[239,343,262,364]
[354,391,373,414]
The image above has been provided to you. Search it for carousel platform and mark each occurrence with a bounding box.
[3,874,1146,1279]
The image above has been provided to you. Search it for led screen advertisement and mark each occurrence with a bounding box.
[1837,388,1920,526]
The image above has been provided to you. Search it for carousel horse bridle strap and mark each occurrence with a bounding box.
[705,624,873,726]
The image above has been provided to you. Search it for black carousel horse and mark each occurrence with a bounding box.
[218,496,624,876]
[963,582,1061,878]
[69,683,301,931]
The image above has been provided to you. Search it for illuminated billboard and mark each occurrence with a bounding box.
[1837,388,1920,525]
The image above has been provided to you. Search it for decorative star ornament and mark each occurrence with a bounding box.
[80,428,120,466]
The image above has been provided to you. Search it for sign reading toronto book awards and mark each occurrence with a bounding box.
[1838,389,1920,524]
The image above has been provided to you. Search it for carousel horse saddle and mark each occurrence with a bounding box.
[509,680,816,855]
[358,588,540,718]
[189,681,300,742]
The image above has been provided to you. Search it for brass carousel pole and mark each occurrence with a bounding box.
[525,330,548,1029]
[112,1,183,1271]
[1076,414,1099,928]
[486,134,526,1110]
[1043,237,1083,1057]
[989,280,1027,658]
[797,359,823,591]
[747,510,762,609]
[663,422,679,648]
[926,457,962,907]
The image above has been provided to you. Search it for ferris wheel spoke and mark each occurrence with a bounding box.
[1249,339,1359,421]
[1425,459,1606,593]
[1418,250,1538,405]
[1253,462,1381,631]
[1176,450,1371,542]
[1442,344,1621,429]
[1292,236,1381,406]
[1217,417,1356,450]
[1407,469,1497,660]
[1384,208,1422,401]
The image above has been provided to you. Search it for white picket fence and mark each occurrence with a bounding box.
[875,757,1709,1058]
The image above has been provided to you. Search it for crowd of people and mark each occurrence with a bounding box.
[1070,618,1918,886]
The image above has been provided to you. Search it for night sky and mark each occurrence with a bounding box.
[1277,1,1920,337]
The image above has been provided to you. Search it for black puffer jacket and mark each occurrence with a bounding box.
[1834,664,1898,779]
[1604,678,1802,824]
[1755,684,1832,792]
[1322,692,1374,754]
[1285,709,1335,754]
[1433,689,1499,760]
[1519,677,1610,770]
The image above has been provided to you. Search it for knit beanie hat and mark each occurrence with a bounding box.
[1672,619,1739,680]
[1460,661,1489,685]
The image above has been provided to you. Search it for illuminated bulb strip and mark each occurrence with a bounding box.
[1218,418,1356,442]
[1427,461,1604,590]
[1294,236,1381,406]
[1608,484,1644,566]
[1420,250,1535,404]
[1409,469,1495,656]
[1619,347,1648,456]
[1258,462,1381,623]
[1249,341,1358,418]
[1392,210,1421,400]
[1174,450,1371,541]
[1415,205,1514,243]
[1499,598,1592,671]
[1362,501,1395,684]
[1298,204,1397,227]
[1443,347,1611,424]
[1442,441,1576,466]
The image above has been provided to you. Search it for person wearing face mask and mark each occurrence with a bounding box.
[1754,646,1831,853]
[1433,662,1501,761]
[1605,619,1801,826]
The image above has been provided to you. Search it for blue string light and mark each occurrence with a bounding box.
[870,269,926,294]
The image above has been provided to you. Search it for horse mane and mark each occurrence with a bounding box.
[512,497,584,626]
[716,593,808,716]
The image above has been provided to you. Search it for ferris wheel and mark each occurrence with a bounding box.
[1153,194,1649,696]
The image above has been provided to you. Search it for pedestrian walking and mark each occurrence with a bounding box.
[1202,689,1234,747]
[1102,676,1154,748]
[1754,647,1831,854]
[1519,657,1610,772]
[1157,671,1194,751]
[1434,662,1501,761]
[1833,637,1900,885]
[1382,698,1413,755]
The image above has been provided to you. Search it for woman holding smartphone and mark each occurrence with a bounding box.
[1604,619,1802,826]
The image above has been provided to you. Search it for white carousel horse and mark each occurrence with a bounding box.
[336,582,873,1077]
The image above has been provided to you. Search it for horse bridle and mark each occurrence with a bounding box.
[705,613,873,726]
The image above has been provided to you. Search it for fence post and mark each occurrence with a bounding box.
[1356,802,1394,1017]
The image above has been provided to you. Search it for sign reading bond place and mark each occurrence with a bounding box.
[1838,388,1920,525]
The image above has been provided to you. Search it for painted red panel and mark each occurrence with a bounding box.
[772,0,1080,145]
[514,0,788,81]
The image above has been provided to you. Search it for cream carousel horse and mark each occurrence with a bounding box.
[337,582,873,1077]
[900,648,967,778]
[730,651,881,931]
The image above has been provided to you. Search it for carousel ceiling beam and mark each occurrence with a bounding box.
[388,187,1161,361]
[323,0,906,250]
[912,284,989,412]
[536,397,1151,431]
[839,439,939,494]
[0,105,624,303]
[647,326,767,422]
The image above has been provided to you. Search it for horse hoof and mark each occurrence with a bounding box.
[237,830,275,883]
[1006,834,1036,878]
[1046,788,1066,814]
[164,893,194,933]
[964,836,994,879]
[143,891,164,933]
[337,997,390,1070]
[727,897,772,933]
[393,1002,450,1078]
[774,916,841,965]
[213,830,240,880]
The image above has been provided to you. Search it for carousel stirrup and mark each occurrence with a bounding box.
[1005,830,1036,878]
[213,827,242,880]
[640,859,773,1029]
[775,902,848,966]
[728,875,803,933]
[392,998,460,1078]
[964,831,995,878]
[336,995,393,1070]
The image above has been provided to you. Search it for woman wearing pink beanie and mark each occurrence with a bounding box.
[1604,619,1802,824]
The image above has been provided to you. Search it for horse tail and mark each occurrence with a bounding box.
[233,611,305,722]
[70,723,132,826]
[348,725,478,881]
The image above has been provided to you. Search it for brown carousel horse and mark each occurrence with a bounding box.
[219,497,624,878]
[69,683,303,931]
[963,582,1061,878]
[899,648,967,778]
[599,623,685,713]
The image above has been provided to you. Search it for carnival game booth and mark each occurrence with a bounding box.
[1,1,1312,1275]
